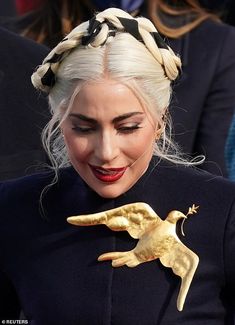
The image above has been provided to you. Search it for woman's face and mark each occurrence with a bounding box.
[61,78,157,198]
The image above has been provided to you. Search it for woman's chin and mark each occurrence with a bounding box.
[78,166,144,198]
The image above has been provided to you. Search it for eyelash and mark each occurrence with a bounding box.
[117,125,142,134]
[72,126,95,133]
[71,124,142,134]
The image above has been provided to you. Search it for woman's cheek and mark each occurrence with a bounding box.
[65,136,91,162]
[122,133,152,157]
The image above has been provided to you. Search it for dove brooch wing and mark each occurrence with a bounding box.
[67,202,162,239]
[160,239,199,311]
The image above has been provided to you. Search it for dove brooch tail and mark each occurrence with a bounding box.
[67,202,200,311]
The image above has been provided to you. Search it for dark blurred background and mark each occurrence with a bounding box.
[0,0,235,24]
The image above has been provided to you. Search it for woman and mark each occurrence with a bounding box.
[5,0,235,177]
[0,8,235,324]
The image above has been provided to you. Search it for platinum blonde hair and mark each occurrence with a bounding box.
[32,8,203,176]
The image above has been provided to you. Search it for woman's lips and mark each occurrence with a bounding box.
[89,165,127,183]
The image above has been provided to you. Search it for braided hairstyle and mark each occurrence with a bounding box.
[32,8,201,173]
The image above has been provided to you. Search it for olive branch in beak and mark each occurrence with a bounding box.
[181,204,199,236]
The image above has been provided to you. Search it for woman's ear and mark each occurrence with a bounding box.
[155,108,167,139]
[155,123,164,139]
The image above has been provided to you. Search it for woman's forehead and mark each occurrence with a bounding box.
[70,79,145,114]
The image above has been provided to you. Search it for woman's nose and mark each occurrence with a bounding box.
[95,131,119,163]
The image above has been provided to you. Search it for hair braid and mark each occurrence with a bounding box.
[31,21,89,92]
[32,8,181,94]
[91,9,181,80]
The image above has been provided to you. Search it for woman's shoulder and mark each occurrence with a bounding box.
[0,167,79,203]
[159,160,235,181]
[154,160,235,198]
[0,169,52,192]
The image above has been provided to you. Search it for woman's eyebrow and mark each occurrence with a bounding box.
[112,112,144,123]
[68,112,144,124]
[69,113,98,124]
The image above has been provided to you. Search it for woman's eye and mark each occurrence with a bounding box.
[72,126,95,133]
[117,124,142,134]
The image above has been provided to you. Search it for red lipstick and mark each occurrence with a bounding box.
[89,165,127,183]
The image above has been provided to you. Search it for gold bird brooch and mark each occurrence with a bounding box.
[67,202,199,311]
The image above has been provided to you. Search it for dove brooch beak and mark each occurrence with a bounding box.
[67,202,199,311]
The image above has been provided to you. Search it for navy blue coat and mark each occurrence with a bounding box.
[0,158,235,324]
[168,19,235,177]
[0,27,49,181]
